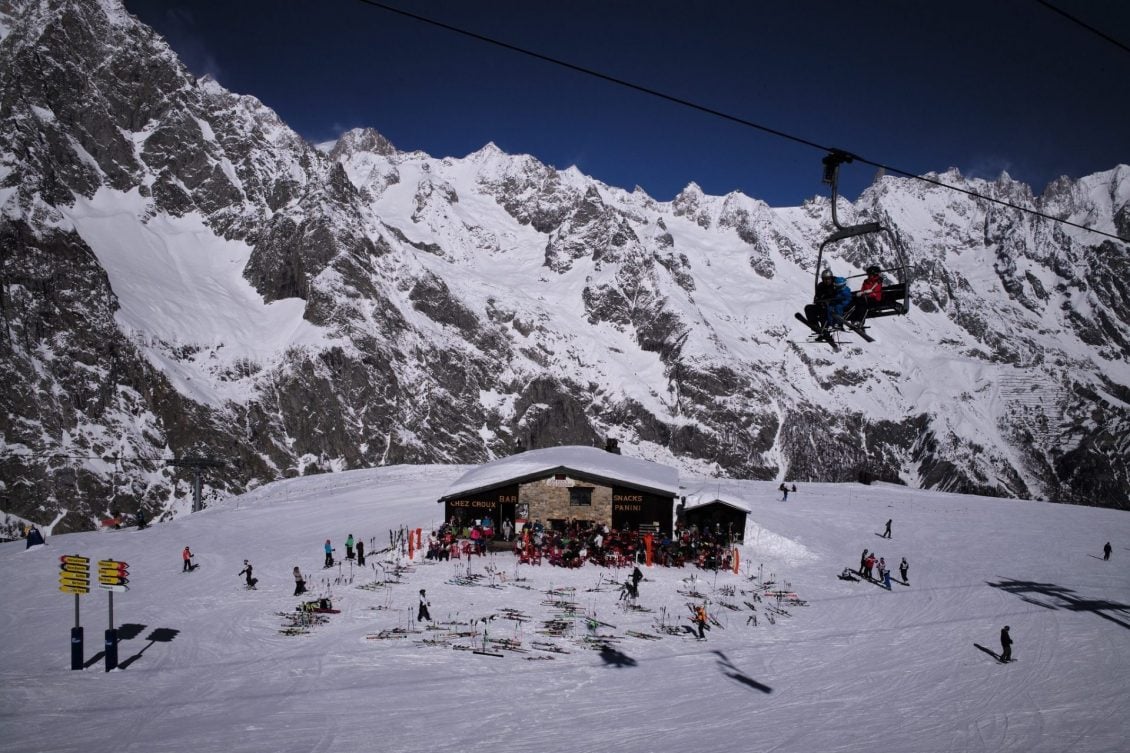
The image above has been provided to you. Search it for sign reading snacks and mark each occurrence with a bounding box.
[59,555,91,594]
[97,559,130,592]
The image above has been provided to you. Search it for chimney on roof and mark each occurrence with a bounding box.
[604,438,620,454]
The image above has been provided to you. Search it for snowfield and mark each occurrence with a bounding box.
[2,467,1128,753]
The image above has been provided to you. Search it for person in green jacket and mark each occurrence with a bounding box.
[345,534,355,560]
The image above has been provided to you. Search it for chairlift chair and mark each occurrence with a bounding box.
[810,151,912,332]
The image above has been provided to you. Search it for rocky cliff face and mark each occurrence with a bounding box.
[1,0,1127,533]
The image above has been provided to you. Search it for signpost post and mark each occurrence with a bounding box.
[59,555,91,670]
[97,560,129,671]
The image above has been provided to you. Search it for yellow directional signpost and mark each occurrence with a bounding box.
[59,555,91,669]
[98,560,129,671]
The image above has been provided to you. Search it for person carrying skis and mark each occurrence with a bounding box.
[899,557,909,584]
[239,560,256,589]
[323,539,334,568]
[182,546,198,572]
[293,566,306,596]
[1000,625,1013,662]
[693,604,708,640]
[345,533,355,560]
[417,589,432,623]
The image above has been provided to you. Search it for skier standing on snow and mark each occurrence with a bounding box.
[345,533,355,560]
[864,553,877,580]
[356,539,365,566]
[1104,542,1112,561]
[859,549,869,577]
[182,546,198,572]
[779,483,789,502]
[882,519,892,538]
[1000,625,1013,662]
[323,539,334,568]
[899,557,909,584]
[293,566,306,596]
[417,589,432,623]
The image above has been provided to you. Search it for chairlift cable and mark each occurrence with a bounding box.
[352,0,1129,244]
[1034,0,1130,56]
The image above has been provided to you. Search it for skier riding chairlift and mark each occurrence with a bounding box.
[796,150,912,348]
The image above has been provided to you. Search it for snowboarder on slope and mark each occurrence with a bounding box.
[1104,542,1112,561]
[239,560,256,589]
[899,557,909,585]
[418,589,431,623]
[1000,626,1012,662]
[882,519,892,538]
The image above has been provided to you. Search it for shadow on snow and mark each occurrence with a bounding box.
[713,651,772,694]
[986,578,1130,631]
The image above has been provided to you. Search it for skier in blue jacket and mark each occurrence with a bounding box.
[804,269,853,330]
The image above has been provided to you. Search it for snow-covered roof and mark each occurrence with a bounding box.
[439,446,679,500]
[683,493,751,513]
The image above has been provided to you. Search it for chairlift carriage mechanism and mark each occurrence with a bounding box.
[795,150,912,350]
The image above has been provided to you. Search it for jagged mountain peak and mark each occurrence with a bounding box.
[1,0,1128,534]
[328,127,398,159]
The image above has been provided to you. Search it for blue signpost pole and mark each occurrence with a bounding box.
[104,591,117,672]
[70,594,83,670]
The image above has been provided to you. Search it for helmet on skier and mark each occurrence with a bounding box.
[821,268,833,279]
[866,265,881,275]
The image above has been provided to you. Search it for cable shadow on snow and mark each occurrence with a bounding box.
[712,651,772,694]
[117,627,180,670]
[986,579,1130,631]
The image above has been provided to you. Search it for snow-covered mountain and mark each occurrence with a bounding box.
[1,0,1128,532]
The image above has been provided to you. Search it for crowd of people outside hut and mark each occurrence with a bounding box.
[424,516,741,571]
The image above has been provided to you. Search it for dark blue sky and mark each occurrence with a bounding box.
[122,0,1129,207]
